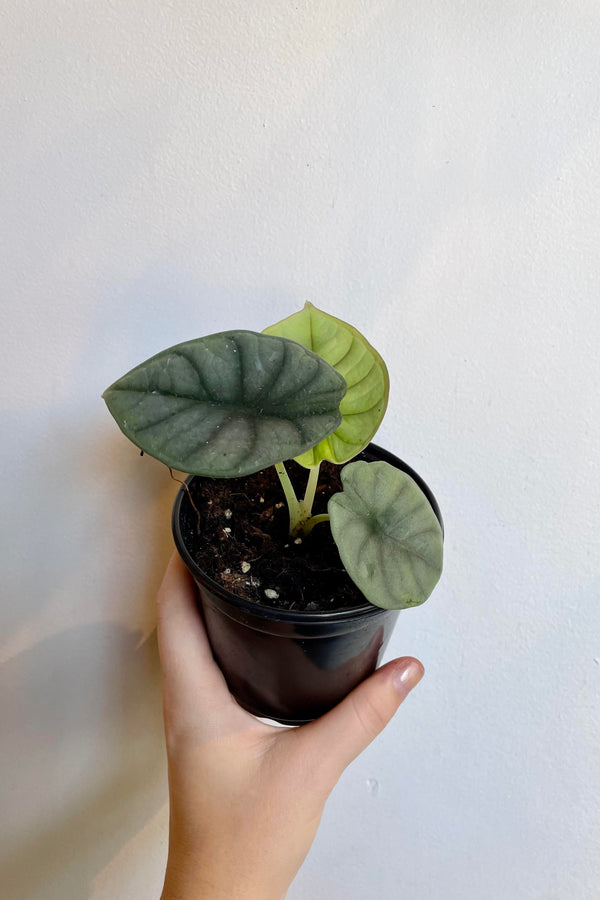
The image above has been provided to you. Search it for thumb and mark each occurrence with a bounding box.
[299,658,424,783]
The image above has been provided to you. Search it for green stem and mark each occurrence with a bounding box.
[301,463,321,520]
[302,513,330,536]
[274,462,303,534]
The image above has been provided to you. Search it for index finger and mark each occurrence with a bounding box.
[157,552,233,715]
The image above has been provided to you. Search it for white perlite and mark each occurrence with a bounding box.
[241,561,251,573]
[264,588,279,600]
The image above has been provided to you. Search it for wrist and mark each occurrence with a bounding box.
[161,856,287,900]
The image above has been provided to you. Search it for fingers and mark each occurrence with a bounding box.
[297,658,424,784]
[157,552,233,716]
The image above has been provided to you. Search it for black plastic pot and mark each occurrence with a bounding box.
[172,443,443,725]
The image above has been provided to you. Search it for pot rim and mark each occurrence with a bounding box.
[171,442,443,625]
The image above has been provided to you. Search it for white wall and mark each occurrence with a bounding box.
[2,2,599,898]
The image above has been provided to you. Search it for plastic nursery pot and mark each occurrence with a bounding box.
[172,443,443,725]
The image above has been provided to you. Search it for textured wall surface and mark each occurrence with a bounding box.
[2,2,599,898]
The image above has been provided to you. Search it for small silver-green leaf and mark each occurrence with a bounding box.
[263,302,389,467]
[328,460,443,610]
[103,330,346,477]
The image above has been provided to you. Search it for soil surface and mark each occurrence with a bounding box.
[178,460,368,612]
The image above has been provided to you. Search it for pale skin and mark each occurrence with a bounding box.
[158,553,424,900]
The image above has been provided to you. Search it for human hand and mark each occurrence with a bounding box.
[158,552,424,900]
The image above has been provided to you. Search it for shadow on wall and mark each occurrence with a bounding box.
[0,419,177,899]
[1,623,166,900]
[1,417,176,649]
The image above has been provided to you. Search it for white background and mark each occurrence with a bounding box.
[2,2,599,898]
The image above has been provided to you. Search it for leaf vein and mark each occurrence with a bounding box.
[134,400,200,433]
[172,350,217,402]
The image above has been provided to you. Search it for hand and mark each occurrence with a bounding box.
[158,552,424,900]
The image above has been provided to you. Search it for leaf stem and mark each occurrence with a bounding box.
[301,462,321,520]
[302,513,330,536]
[274,462,303,534]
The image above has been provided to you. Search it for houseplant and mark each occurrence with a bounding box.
[103,303,443,723]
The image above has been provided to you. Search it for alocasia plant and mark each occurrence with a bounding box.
[103,303,443,610]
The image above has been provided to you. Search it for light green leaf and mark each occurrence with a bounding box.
[328,460,443,610]
[103,330,346,477]
[263,302,389,467]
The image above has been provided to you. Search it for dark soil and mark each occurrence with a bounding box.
[178,460,368,612]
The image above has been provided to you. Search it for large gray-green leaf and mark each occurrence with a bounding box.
[328,460,443,610]
[103,330,346,477]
